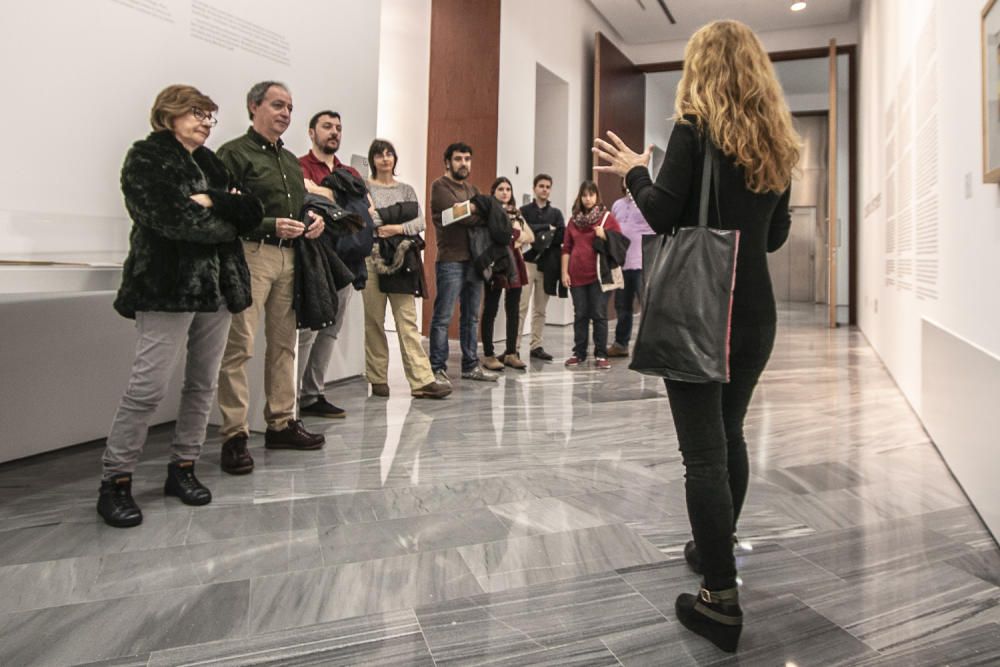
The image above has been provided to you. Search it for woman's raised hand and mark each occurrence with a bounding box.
[592,131,653,177]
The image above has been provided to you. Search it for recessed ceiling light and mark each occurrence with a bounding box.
[791,1,807,10]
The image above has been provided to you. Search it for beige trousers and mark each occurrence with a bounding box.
[361,257,434,391]
[518,262,550,350]
[217,241,297,437]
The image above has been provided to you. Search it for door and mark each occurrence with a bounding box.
[826,40,839,327]
[768,207,820,304]
[593,32,645,204]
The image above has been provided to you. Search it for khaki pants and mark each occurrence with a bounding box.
[362,257,434,390]
[217,241,297,437]
[518,262,549,350]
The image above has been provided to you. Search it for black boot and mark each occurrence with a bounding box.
[675,586,743,653]
[97,474,142,528]
[684,535,741,574]
[164,461,212,506]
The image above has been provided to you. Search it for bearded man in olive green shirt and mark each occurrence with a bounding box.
[215,81,326,475]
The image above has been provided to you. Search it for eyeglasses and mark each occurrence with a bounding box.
[191,108,218,126]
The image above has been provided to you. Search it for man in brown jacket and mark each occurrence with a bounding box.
[427,142,498,384]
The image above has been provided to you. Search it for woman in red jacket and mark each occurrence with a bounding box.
[560,180,621,369]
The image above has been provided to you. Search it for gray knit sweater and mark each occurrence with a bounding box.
[366,180,424,236]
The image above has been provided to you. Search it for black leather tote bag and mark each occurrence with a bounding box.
[629,140,740,383]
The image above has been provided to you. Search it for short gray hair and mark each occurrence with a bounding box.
[246,81,289,120]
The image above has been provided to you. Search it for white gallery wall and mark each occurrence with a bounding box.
[857,0,1000,537]
[0,0,381,256]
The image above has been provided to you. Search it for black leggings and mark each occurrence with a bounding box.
[664,323,776,590]
[481,283,522,357]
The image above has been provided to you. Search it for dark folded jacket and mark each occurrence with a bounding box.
[293,197,357,331]
[469,195,515,282]
[542,226,568,298]
[372,201,426,296]
[322,169,375,289]
[593,230,631,286]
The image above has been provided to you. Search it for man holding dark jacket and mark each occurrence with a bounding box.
[428,142,498,384]
[216,81,327,476]
[296,110,364,419]
[519,174,565,361]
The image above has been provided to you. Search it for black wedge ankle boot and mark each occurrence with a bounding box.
[675,586,743,653]
[164,461,212,506]
[97,474,143,528]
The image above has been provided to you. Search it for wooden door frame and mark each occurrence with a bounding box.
[638,45,860,325]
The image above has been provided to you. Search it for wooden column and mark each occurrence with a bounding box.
[422,0,501,333]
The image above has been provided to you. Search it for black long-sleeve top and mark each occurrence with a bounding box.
[625,120,792,327]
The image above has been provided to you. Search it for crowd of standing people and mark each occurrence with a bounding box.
[98,79,654,530]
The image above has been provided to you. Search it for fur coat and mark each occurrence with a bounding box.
[114,130,263,318]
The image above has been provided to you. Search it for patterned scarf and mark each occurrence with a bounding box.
[571,205,606,230]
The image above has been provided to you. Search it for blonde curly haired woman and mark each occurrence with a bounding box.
[594,20,800,652]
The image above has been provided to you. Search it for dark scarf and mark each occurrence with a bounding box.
[571,205,606,230]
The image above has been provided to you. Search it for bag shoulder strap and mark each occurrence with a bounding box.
[698,137,724,229]
[599,211,610,228]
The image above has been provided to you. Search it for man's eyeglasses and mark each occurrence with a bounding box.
[191,108,218,126]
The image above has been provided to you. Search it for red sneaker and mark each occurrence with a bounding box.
[564,356,581,367]
[595,358,611,369]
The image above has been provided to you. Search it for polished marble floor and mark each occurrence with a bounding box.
[1,305,998,666]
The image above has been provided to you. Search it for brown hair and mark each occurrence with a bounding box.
[675,20,801,193]
[150,84,218,132]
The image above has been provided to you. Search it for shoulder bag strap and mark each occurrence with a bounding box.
[599,211,610,228]
[698,137,713,228]
[699,137,725,229]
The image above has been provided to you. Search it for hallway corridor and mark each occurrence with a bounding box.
[0,307,997,665]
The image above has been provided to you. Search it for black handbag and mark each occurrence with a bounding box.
[629,139,740,383]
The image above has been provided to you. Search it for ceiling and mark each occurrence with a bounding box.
[589,0,856,45]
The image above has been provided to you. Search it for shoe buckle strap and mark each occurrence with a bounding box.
[693,600,743,626]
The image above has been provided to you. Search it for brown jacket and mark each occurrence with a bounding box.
[430,176,481,263]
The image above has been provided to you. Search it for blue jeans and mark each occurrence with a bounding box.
[429,261,483,373]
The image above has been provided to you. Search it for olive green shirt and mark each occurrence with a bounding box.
[216,127,305,238]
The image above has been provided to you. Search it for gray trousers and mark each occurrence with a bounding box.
[102,307,232,479]
[298,286,353,405]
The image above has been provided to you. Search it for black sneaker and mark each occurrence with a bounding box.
[97,474,142,528]
[300,396,346,419]
[265,419,326,450]
[530,347,553,361]
[164,461,212,506]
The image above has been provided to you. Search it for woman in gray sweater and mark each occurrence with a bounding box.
[363,139,450,399]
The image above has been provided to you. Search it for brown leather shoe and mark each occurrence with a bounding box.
[264,420,325,450]
[482,356,504,371]
[502,353,527,369]
[220,434,254,475]
[371,383,390,397]
[607,343,630,357]
[411,381,452,399]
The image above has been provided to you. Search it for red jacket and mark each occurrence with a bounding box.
[562,210,621,286]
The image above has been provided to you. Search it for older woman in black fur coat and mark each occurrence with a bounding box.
[98,85,263,528]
